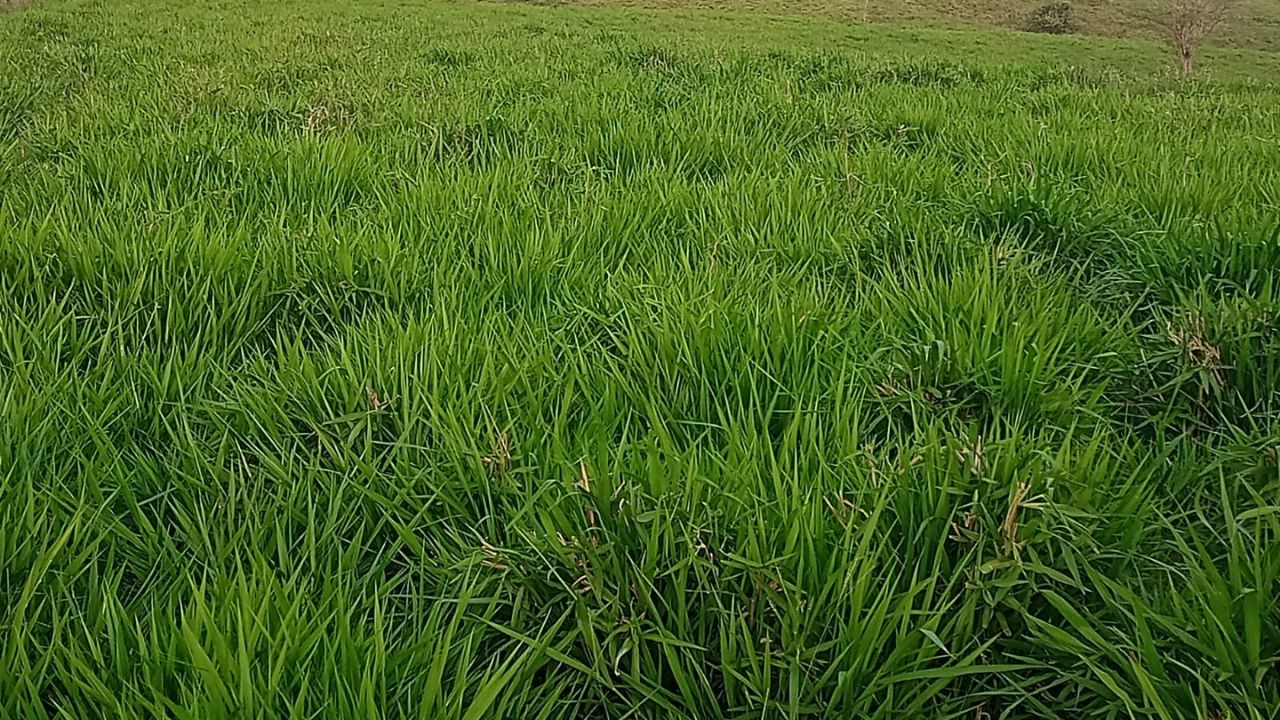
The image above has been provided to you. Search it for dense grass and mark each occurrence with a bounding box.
[2,0,1279,717]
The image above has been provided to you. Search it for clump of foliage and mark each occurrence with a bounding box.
[1027,1,1080,34]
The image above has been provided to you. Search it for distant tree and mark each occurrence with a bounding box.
[1161,0,1237,75]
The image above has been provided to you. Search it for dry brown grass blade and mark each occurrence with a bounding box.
[579,460,598,534]
[480,407,512,480]
[1002,482,1031,555]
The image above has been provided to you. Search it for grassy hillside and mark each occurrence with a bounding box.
[2,0,1279,718]
[502,0,1280,52]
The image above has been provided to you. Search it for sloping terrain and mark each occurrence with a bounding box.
[502,0,1280,52]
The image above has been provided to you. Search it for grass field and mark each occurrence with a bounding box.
[2,0,1279,717]
[514,0,1280,53]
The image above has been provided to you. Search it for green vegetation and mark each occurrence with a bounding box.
[2,0,1279,717]
[523,0,1280,53]
[1026,2,1080,35]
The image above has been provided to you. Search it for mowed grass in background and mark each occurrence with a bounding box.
[508,0,1280,53]
[2,0,1279,717]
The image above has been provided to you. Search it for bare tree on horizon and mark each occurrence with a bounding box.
[1160,0,1239,74]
